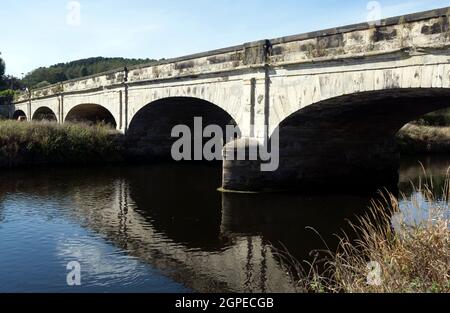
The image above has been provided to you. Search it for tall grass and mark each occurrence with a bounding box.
[0,120,123,167]
[276,173,450,293]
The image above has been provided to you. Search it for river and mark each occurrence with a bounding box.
[0,155,448,292]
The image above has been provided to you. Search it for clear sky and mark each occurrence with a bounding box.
[2,0,450,76]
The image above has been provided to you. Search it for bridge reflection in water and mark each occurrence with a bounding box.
[0,158,446,292]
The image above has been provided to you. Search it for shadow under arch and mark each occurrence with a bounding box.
[65,103,117,128]
[32,107,57,122]
[267,88,450,191]
[127,97,240,161]
[12,110,27,120]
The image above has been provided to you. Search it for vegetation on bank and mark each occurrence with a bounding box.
[397,124,450,154]
[396,108,450,154]
[0,89,17,107]
[413,108,450,127]
[277,177,450,293]
[0,121,123,167]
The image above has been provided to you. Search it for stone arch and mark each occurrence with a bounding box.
[12,110,27,121]
[127,81,246,135]
[273,88,450,137]
[268,88,450,190]
[270,63,450,134]
[127,96,241,161]
[65,103,117,128]
[32,107,57,122]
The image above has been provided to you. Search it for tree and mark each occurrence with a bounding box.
[0,53,5,79]
[0,52,24,92]
[79,66,89,77]
[0,53,13,105]
[34,81,51,89]
[0,57,4,77]
[0,53,7,91]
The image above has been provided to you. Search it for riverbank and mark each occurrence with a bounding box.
[2,121,450,168]
[397,124,450,154]
[278,177,449,293]
[0,120,123,167]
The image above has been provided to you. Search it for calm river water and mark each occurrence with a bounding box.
[0,155,448,293]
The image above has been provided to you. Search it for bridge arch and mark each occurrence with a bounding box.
[127,96,241,160]
[267,87,450,191]
[12,110,27,121]
[269,63,450,134]
[32,107,57,122]
[65,103,117,128]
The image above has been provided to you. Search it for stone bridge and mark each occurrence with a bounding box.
[11,7,450,191]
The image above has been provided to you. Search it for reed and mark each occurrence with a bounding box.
[275,171,450,293]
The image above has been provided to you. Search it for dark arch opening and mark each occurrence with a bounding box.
[127,97,240,161]
[65,104,117,128]
[269,88,450,190]
[12,110,27,121]
[32,107,57,122]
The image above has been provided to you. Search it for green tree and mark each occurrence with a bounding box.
[0,56,5,77]
[79,66,89,77]
[0,53,22,93]
[0,53,7,91]
[34,81,51,89]
[22,57,158,88]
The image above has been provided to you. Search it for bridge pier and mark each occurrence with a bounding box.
[222,137,400,193]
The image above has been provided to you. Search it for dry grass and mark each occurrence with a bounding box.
[276,171,450,293]
[397,124,450,154]
[0,120,123,167]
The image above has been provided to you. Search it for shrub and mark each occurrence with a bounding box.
[0,120,123,167]
[34,81,52,89]
[0,89,15,106]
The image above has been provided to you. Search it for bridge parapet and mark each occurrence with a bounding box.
[63,70,126,93]
[268,7,450,66]
[13,40,269,104]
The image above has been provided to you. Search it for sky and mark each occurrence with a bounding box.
[1,0,450,77]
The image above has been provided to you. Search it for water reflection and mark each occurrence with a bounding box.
[400,155,450,194]
[0,156,449,292]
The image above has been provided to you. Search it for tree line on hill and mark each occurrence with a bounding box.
[1,54,156,91]
[22,57,157,89]
[0,53,156,106]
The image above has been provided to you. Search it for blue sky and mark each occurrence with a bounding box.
[2,0,450,76]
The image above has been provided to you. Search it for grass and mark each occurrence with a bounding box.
[275,172,450,293]
[397,124,450,154]
[0,120,123,167]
